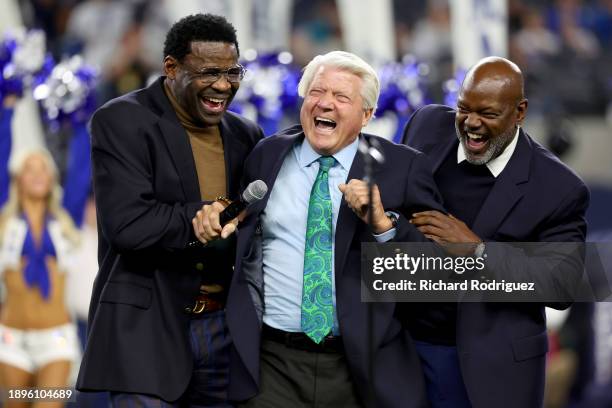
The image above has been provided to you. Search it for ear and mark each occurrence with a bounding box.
[362,108,374,127]
[516,98,528,125]
[163,56,178,79]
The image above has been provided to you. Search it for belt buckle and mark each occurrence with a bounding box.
[192,298,207,314]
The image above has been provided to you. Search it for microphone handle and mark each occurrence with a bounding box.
[219,199,248,226]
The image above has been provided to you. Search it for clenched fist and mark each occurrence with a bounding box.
[338,179,393,234]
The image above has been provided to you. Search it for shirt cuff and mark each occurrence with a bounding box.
[374,227,397,242]
[373,211,399,242]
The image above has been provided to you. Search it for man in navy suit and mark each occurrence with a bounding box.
[77,14,263,407]
[401,57,590,408]
[194,51,443,407]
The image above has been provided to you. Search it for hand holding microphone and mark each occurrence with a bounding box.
[192,180,267,245]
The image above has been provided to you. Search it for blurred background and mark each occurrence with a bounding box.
[0,0,611,407]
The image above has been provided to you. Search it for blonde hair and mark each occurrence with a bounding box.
[297,51,380,114]
[0,148,80,246]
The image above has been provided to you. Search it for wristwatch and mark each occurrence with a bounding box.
[215,195,232,208]
[474,241,486,258]
[384,211,399,228]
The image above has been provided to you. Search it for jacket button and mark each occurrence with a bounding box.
[195,262,204,271]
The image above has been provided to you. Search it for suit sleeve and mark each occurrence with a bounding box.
[401,104,456,151]
[393,151,446,243]
[400,107,423,147]
[483,183,590,308]
[253,124,265,146]
[90,107,202,252]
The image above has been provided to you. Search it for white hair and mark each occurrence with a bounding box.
[297,51,380,114]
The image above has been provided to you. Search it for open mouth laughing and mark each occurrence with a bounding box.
[314,116,337,132]
[464,131,490,154]
[200,95,228,113]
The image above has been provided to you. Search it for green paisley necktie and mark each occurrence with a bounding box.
[301,156,336,343]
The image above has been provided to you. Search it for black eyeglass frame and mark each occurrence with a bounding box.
[181,63,246,84]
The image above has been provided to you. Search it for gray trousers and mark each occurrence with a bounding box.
[237,339,364,408]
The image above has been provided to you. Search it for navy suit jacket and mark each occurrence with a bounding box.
[226,125,445,407]
[76,77,263,401]
[402,104,590,408]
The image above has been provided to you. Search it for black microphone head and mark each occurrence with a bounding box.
[242,180,268,204]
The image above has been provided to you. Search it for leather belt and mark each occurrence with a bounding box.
[189,292,225,315]
[262,324,343,353]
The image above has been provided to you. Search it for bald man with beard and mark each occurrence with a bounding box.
[401,57,590,408]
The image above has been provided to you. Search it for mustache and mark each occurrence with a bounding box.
[456,126,487,139]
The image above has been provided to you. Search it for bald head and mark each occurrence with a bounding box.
[455,57,528,165]
[462,56,525,106]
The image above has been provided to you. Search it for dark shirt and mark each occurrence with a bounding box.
[408,142,496,345]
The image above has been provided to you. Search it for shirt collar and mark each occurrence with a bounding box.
[457,127,520,177]
[299,135,359,171]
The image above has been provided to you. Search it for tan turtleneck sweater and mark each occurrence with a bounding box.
[164,82,226,202]
[164,81,227,294]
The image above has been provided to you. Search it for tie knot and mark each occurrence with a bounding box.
[318,156,335,172]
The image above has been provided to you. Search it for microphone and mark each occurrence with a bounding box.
[358,137,385,165]
[219,180,268,226]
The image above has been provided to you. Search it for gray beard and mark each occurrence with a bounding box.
[456,123,517,165]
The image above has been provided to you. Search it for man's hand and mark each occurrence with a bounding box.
[411,210,481,255]
[339,179,393,234]
[192,201,239,245]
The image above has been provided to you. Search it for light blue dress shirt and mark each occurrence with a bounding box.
[261,136,395,334]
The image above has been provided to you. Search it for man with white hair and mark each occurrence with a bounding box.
[212,51,444,407]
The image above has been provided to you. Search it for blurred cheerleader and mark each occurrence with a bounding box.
[0,148,80,408]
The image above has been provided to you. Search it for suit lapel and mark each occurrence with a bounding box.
[250,130,304,220]
[471,131,532,239]
[231,130,302,386]
[152,78,201,202]
[219,114,251,199]
[219,115,235,198]
[333,134,399,349]
[158,113,201,201]
[334,136,366,277]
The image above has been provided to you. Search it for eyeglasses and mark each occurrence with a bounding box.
[182,64,246,84]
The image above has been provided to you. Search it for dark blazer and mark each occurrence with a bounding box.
[402,104,590,408]
[226,125,445,408]
[76,77,263,401]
